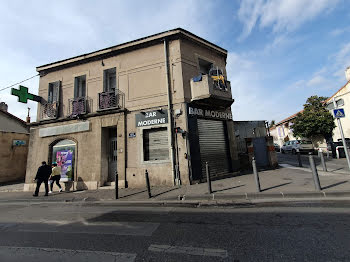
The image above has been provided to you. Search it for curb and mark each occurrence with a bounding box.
[1,191,350,206]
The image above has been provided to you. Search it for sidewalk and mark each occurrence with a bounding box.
[1,165,350,204]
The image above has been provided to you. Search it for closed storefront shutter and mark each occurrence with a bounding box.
[144,127,169,161]
[197,119,231,177]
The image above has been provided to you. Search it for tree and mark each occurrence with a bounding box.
[292,95,335,139]
[270,120,275,127]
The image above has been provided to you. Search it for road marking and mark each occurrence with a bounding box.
[0,221,159,236]
[148,244,228,258]
[0,246,136,262]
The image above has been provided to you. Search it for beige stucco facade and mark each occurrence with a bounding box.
[25,29,237,191]
[0,132,29,183]
[327,81,350,141]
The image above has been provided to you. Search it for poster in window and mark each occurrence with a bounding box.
[56,150,73,181]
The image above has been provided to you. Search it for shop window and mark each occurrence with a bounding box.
[103,68,116,92]
[51,139,76,181]
[74,75,86,98]
[143,127,169,161]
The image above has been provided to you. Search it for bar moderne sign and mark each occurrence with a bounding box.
[188,106,232,120]
[136,110,168,127]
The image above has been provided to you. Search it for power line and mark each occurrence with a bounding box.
[0,74,39,92]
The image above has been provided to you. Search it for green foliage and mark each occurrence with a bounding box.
[292,95,335,139]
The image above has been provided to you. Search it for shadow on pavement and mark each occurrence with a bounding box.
[213,184,245,193]
[152,187,180,198]
[322,181,348,190]
[261,182,292,192]
[119,190,147,199]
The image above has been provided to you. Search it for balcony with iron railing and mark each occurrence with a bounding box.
[68,96,92,118]
[97,89,124,111]
[41,102,59,121]
[190,74,233,108]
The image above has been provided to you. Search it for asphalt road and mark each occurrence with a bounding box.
[277,152,349,173]
[0,200,350,261]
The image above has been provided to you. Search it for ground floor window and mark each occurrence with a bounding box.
[143,127,169,161]
[52,139,76,181]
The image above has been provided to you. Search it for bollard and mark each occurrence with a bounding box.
[296,149,302,167]
[145,169,152,198]
[115,171,118,199]
[252,157,261,192]
[205,162,212,194]
[320,151,327,172]
[308,152,321,191]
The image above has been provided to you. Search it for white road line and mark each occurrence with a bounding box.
[0,221,160,236]
[148,244,228,258]
[0,246,136,262]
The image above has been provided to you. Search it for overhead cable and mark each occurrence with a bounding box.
[0,74,39,92]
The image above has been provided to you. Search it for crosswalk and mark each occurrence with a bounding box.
[0,221,230,261]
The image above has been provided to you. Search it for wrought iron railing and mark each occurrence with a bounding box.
[98,89,124,111]
[68,97,92,117]
[41,102,59,120]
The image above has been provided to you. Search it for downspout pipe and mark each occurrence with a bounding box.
[164,39,177,185]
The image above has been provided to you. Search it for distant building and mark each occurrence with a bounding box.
[0,103,29,183]
[325,67,350,142]
[270,112,301,147]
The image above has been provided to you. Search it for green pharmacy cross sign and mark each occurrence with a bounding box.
[11,85,42,104]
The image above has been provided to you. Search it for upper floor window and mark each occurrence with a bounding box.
[74,75,86,98]
[103,68,116,92]
[198,58,213,75]
[48,81,60,103]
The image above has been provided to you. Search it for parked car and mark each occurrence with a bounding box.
[281,140,314,154]
[274,143,281,152]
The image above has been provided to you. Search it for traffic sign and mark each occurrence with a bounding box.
[333,108,345,118]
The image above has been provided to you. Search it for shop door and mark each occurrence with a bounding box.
[108,137,118,181]
[197,119,231,179]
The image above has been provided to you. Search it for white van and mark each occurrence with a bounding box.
[281,140,314,154]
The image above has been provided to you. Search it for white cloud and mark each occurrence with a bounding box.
[238,0,339,40]
[330,26,350,37]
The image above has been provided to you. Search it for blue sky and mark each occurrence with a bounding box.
[0,0,350,122]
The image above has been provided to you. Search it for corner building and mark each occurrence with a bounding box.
[24,29,238,191]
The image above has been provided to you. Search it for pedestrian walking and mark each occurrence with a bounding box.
[33,161,52,197]
[49,163,63,194]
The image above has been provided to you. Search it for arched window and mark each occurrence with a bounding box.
[51,139,76,181]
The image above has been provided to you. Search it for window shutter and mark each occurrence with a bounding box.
[52,81,60,103]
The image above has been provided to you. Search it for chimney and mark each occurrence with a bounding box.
[0,102,8,112]
[26,107,31,123]
[346,66,350,82]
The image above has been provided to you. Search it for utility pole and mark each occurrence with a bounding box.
[333,97,350,171]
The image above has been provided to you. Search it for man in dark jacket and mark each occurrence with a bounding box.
[33,161,52,197]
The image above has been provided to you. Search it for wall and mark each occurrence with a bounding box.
[330,82,350,141]
[0,112,28,133]
[24,112,125,191]
[37,40,183,120]
[0,132,29,183]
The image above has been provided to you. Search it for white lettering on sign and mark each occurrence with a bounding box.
[189,107,232,120]
[145,112,157,118]
[137,118,166,127]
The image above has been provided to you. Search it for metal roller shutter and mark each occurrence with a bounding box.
[197,119,231,177]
